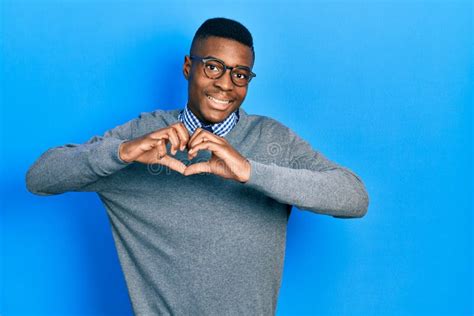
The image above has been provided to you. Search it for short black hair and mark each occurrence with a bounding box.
[190,17,255,60]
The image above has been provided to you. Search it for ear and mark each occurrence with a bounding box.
[183,55,192,80]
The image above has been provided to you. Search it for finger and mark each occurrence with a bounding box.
[158,155,187,174]
[149,127,170,140]
[166,127,180,155]
[183,161,211,176]
[172,122,190,151]
[187,127,205,148]
[156,139,167,159]
[188,129,225,150]
[188,140,222,160]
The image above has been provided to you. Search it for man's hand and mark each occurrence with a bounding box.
[119,124,251,183]
[119,122,190,174]
[183,128,251,183]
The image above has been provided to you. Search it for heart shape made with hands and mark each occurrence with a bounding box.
[121,124,251,183]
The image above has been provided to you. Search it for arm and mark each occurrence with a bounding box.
[26,112,192,196]
[25,118,137,196]
[244,126,369,218]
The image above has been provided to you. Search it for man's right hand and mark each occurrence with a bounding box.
[118,122,190,174]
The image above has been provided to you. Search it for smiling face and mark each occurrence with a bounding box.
[183,36,254,124]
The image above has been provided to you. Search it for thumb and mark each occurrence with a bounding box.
[158,155,187,174]
[183,162,211,176]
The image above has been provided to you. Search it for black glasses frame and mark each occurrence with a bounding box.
[189,55,256,87]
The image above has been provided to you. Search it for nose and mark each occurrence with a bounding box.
[213,69,234,91]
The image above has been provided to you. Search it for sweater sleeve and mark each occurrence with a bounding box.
[243,125,369,219]
[25,118,138,196]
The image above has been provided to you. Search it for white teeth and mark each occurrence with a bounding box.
[207,95,231,104]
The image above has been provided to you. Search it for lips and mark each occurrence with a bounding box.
[206,94,234,110]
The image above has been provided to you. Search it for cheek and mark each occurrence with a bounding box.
[189,81,203,99]
[236,89,248,101]
[191,76,211,94]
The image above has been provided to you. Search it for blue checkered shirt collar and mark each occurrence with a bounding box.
[178,105,240,137]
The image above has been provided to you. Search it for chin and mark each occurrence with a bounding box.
[201,103,239,123]
[202,110,229,124]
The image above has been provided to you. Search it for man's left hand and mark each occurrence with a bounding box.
[182,128,251,183]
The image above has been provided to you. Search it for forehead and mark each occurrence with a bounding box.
[193,36,254,68]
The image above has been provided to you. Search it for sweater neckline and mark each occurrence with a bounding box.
[168,107,250,141]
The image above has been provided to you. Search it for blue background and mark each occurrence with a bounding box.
[1,0,472,315]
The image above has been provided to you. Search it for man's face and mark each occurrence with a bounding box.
[183,36,254,124]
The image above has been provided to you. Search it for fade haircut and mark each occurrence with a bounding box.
[190,17,255,61]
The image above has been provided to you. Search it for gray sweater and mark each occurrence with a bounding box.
[26,108,369,315]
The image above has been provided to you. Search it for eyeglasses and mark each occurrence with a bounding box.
[189,55,256,87]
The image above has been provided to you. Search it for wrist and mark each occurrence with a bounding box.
[238,158,251,183]
[118,141,131,163]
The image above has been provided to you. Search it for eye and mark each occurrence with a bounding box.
[206,64,217,71]
[232,70,250,80]
[235,73,249,79]
[205,62,222,73]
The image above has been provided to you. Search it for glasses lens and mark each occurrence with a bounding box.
[203,60,224,79]
[231,68,252,86]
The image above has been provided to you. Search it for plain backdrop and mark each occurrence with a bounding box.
[1,0,472,315]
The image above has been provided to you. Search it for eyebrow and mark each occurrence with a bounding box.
[204,55,252,69]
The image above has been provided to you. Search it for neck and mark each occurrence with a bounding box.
[187,104,212,125]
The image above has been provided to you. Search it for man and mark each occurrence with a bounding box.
[26,18,369,315]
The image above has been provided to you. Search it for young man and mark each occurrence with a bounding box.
[26,18,369,315]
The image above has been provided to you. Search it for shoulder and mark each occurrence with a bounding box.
[244,110,318,157]
[244,112,295,141]
[136,108,178,122]
[130,108,181,136]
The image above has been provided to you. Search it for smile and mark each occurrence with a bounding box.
[207,95,232,105]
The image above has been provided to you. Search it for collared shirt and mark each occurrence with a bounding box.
[178,104,240,137]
